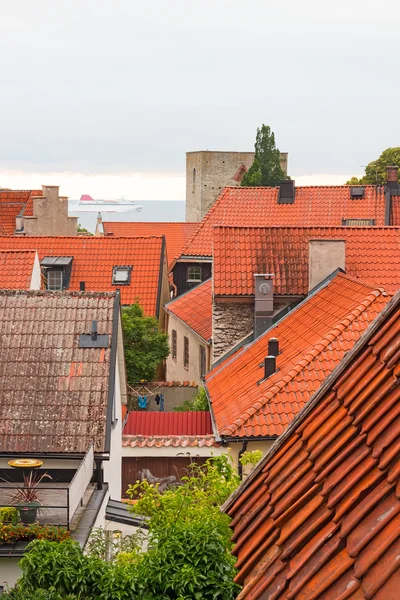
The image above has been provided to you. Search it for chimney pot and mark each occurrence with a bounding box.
[268,338,279,357]
[264,355,276,379]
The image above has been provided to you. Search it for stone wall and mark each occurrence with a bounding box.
[212,301,254,363]
[22,185,78,236]
[186,151,289,222]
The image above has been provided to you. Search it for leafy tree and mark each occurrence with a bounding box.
[173,386,209,411]
[241,124,287,187]
[346,147,400,185]
[77,222,93,235]
[122,303,169,386]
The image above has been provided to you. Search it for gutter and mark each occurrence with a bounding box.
[105,290,120,454]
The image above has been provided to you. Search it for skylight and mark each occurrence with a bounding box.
[112,266,132,285]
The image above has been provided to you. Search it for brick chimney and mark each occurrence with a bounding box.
[387,165,399,192]
[308,240,345,291]
[254,274,274,338]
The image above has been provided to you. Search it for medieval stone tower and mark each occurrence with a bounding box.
[186,151,288,222]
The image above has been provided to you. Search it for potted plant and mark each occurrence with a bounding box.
[11,471,52,524]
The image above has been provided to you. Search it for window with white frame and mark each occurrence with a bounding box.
[187,266,202,282]
[112,266,132,285]
[47,270,63,290]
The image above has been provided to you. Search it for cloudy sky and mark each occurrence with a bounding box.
[1,0,399,198]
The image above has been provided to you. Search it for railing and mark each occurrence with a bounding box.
[68,445,94,522]
[0,485,69,529]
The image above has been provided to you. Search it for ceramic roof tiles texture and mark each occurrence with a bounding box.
[181,186,388,257]
[206,273,390,438]
[0,236,163,314]
[392,195,400,226]
[223,289,400,600]
[0,290,116,454]
[103,222,199,269]
[165,279,212,342]
[122,435,217,448]
[213,226,400,296]
[0,250,36,288]
[0,190,41,235]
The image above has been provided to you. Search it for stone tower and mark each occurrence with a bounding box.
[186,151,288,222]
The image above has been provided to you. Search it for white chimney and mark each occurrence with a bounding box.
[309,240,345,291]
[254,274,274,338]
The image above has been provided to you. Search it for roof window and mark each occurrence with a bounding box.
[350,187,365,199]
[342,218,375,226]
[41,256,73,290]
[112,266,132,285]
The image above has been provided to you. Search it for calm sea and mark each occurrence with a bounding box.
[69,200,185,233]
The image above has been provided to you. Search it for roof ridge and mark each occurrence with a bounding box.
[224,287,387,436]
[213,225,400,232]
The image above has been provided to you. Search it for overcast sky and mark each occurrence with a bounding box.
[1,0,399,198]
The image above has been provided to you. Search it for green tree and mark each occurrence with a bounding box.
[346,147,400,185]
[122,303,169,385]
[173,386,209,411]
[241,124,287,187]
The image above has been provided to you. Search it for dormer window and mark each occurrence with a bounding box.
[41,256,73,291]
[187,266,202,282]
[112,266,132,285]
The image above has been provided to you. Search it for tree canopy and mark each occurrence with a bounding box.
[346,147,400,185]
[122,303,169,386]
[241,124,287,187]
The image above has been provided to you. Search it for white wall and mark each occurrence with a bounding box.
[122,444,224,458]
[166,313,210,384]
[102,349,122,500]
[29,251,42,290]
[0,557,22,589]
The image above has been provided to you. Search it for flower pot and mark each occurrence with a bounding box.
[17,502,40,524]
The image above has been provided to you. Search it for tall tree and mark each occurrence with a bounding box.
[346,147,400,185]
[122,302,169,385]
[241,124,287,187]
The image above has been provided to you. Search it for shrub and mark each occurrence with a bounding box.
[0,507,19,525]
[0,524,70,544]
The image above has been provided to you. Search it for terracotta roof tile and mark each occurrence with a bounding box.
[165,279,212,342]
[0,236,163,314]
[0,190,42,235]
[206,273,390,438]
[122,435,217,448]
[0,289,116,454]
[391,194,400,226]
[181,186,388,257]
[0,250,37,288]
[103,222,199,269]
[222,288,400,600]
[213,225,400,296]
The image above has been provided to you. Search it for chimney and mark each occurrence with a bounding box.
[309,240,345,291]
[264,355,276,378]
[80,282,86,291]
[268,338,279,357]
[278,180,295,204]
[254,274,274,339]
[387,166,399,192]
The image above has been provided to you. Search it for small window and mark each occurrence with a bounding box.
[187,266,202,282]
[112,266,132,285]
[47,270,63,290]
[342,218,375,226]
[184,336,189,369]
[172,329,177,360]
[199,346,206,378]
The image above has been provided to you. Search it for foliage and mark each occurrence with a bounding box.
[1,585,80,599]
[85,527,144,562]
[173,386,209,411]
[241,124,287,187]
[0,523,70,544]
[239,449,263,467]
[77,223,93,235]
[9,471,52,505]
[122,302,169,385]
[346,147,400,185]
[0,506,19,524]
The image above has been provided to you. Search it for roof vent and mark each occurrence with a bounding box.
[79,320,109,348]
[350,187,365,199]
[278,180,295,204]
[268,338,279,357]
[264,355,276,378]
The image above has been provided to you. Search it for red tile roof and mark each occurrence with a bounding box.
[213,226,400,296]
[0,250,37,289]
[165,279,212,342]
[0,190,42,235]
[392,194,400,226]
[206,273,390,438]
[122,410,216,448]
[223,288,400,600]
[0,236,164,314]
[0,290,117,454]
[103,222,199,269]
[181,186,388,257]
